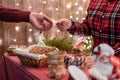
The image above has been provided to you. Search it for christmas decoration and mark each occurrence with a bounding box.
[37,32,46,46]
[44,38,74,51]
[89,44,120,80]
[84,36,93,55]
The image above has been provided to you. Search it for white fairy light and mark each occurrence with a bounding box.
[76,11,79,15]
[89,45,92,48]
[29,6,32,9]
[85,40,88,44]
[66,3,72,9]
[40,12,43,14]
[43,1,47,4]
[89,40,91,43]
[28,37,32,43]
[82,0,86,2]
[57,30,60,33]
[87,46,90,49]
[78,6,83,11]
[75,2,78,6]
[70,15,73,19]
[13,39,17,42]
[87,36,91,39]
[85,11,88,14]
[15,3,20,6]
[55,8,59,11]
[28,29,32,32]
[15,26,20,32]
[82,18,85,20]
[0,39,2,45]
[69,35,73,38]
[76,17,79,20]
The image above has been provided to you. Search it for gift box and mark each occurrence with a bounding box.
[64,54,86,69]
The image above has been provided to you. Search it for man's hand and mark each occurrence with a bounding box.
[56,18,72,31]
[85,56,94,68]
[30,12,53,31]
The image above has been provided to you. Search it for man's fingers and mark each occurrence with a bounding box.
[30,12,53,31]
[30,16,43,30]
[39,20,52,31]
[43,14,53,24]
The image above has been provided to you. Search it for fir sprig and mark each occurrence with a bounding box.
[44,38,73,51]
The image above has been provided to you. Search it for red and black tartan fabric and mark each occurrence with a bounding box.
[0,53,52,80]
[67,0,120,56]
[0,61,7,80]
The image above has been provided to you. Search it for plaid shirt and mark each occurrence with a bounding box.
[68,0,120,56]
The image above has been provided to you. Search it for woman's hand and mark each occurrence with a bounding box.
[56,18,72,31]
[30,12,53,31]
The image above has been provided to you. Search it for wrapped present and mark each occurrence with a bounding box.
[64,54,86,69]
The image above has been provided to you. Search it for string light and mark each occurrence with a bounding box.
[43,1,46,4]
[28,29,32,32]
[28,37,32,43]
[15,3,20,6]
[85,11,87,14]
[82,0,86,2]
[76,11,79,15]
[40,12,43,14]
[13,39,17,42]
[0,39,2,45]
[69,35,73,38]
[75,2,78,6]
[57,30,60,33]
[82,18,85,20]
[87,36,91,39]
[29,6,32,9]
[66,3,72,9]
[78,6,83,11]
[15,26,20,32]
[85,39,88,44]
[69,15,73,19]
[76,17,79,20]
[55,8,59,11]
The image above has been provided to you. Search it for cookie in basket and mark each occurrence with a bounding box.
[29,46,58,54]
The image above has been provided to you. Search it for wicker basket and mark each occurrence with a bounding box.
[13,46,48,67]
[7,45,19,56]
[17,54,47,67]
[7,41,28,56]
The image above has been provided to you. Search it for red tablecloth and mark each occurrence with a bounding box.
[0,53,52,80]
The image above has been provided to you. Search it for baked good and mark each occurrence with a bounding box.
[30,46,57,54]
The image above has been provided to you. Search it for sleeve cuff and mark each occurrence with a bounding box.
[67,20,76,31]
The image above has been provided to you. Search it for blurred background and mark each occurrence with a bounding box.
[0,0,90,57]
